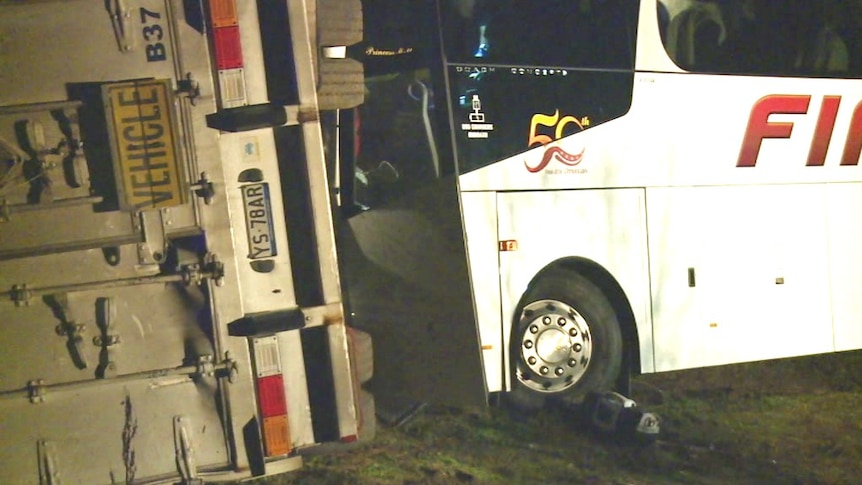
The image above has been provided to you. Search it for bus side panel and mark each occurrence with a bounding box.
[648,184,834,372]
[495,188,653,391]
[461,191,503,392]
[826,183,862,352]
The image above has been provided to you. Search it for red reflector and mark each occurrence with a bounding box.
[257,374,287,418]
[341,434,358,443]
[213,26,243,70]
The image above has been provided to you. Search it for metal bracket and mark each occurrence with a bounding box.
[138,209,169,265]
[301,302,345,328]
[193,353,236,383]
[182,253,225,286]
[190,172,214,205]
[195,355,215,378]
[28,380,46,404]
[54,322,85,338]
[107,0,135,52]
[176,73,201,106]
[92,335,121,347]
[94,297,120,378]
[173,416,203,484]
[46,293,88,370]
[37,440,60,485]
[9,284,32,306]
[224,352,238,384]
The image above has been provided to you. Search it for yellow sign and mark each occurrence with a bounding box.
[104,79,185,211]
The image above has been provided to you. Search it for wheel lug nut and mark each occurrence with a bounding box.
[557,317,566,326]
[573,343,582,352]
[524,340,533,349]
[530,325,538,334]
[542,316,551,325]
[569,328,578,337]
[528,356,537,365]
[540,366,549,375]
[568,358,577,367]
[555,367,564,376]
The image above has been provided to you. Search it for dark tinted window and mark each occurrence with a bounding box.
[442,0,637,174]
[443,0,637,69]
[449,67,634,174]
[331,0,453,210]
[659,0,862,77]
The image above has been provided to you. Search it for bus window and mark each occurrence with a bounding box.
[441,0,637,174]
[443,0,636,69]
[344,0,454,210]
[659,0,862,77]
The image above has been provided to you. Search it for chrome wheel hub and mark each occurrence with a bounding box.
[516,299,592,393]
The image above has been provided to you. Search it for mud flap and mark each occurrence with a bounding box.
[316,0,364,109]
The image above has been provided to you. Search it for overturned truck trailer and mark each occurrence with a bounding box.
[0,1,488,483]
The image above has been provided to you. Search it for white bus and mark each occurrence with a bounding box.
[335,0,862,413]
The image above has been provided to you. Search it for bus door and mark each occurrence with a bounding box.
[440,0,641,397]
[332,0,487,412]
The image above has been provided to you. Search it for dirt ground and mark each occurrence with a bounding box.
[244,350,862,485]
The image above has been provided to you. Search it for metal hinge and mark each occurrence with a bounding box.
[190,172,215,205]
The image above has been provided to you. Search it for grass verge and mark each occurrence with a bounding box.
[241,350,862,485]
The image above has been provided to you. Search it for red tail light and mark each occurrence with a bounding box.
[252,336,292,457]
[207,0,247,107]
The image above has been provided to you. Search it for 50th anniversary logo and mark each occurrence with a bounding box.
[525,110,589,173]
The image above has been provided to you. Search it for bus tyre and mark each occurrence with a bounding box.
[509,271,622,410]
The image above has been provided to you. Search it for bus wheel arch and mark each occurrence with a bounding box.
[506,258,640,412]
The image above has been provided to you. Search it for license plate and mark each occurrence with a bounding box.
[104,79,185,211]
[241,183,277,259]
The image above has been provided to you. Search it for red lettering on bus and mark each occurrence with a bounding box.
[841,102,862,166]
[738,96,862,168]
[807,96,841,166]
[737,95,810,167]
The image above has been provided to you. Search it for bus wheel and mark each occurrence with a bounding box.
[509,271,622,410]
